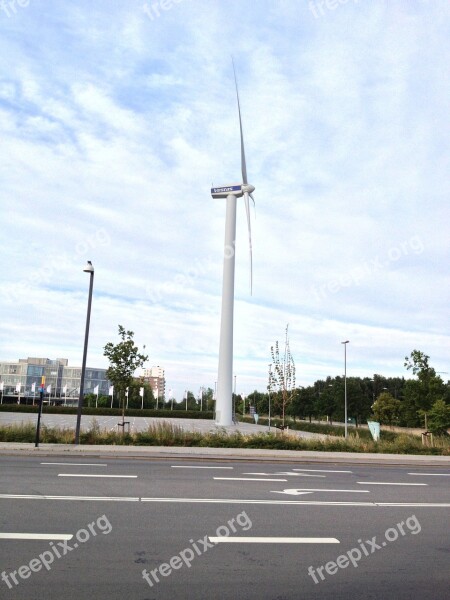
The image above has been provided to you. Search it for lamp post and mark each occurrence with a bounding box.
[233,375,237,423]
[74,261,94,445]
[341,340,349,439]
[268,364,272,432]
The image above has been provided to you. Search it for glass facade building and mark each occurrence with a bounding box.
[0,357,110,401]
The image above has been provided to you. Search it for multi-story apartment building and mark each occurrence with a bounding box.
[142,366,165,399]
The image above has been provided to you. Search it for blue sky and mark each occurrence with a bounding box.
[0,0,449,397]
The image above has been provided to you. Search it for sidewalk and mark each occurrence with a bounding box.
[0,442,449,466]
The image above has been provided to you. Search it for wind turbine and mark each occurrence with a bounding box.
[211,63,255,427]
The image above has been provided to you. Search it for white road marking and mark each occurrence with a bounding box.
[140,498,450,507]
[274,472,327,478]
[0,533,73,540]
[210,536,340,544]
[58,474,137,478]
[214,477,287,482]
[41,463,107,467]
[171,466,233,469]
[243,472,326,478]
[272,488,370,495]
[408,473,450,477]
[357,482,428,486]
[1,495,448,507]
[272,491,313,496]
[0,494,139,501]
[293,469,352,473]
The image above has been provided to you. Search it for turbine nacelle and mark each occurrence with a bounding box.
[211,183,255,199]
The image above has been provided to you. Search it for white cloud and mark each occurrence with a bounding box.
[0,1,448,396]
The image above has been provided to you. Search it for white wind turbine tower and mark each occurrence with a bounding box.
[211,63,255,427]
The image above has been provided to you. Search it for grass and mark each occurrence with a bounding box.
[0,419,448,455]
[241,416,400,441]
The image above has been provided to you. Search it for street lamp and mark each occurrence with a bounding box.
[75,261,94,445]
[341,340,349,439]
[233,375,237,423]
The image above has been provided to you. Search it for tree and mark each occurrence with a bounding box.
[300,387,316,422]
[185,391,198,410]
[346,377,372,426]
[425,399,450,435]
[97,395,109,408]
[403,350,447,426]
[314,382,336,424]
[269,325,296,428]
[372,392,402,426]
[84,393,96,408]
[126,379,154,409]
[204,387,215,411]
[246,390,268,415]
[103,325,148,427]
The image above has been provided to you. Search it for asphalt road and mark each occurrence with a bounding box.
[0,455,449,599]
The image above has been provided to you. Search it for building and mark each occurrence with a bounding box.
[142,366,165,399]
[0,357,110,401]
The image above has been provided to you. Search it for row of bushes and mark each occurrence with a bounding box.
[0,420,448,455]
[0,404,214,419]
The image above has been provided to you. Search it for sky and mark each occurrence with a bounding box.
[0,0,449,398]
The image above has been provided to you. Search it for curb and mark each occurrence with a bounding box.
[0,443,449,466]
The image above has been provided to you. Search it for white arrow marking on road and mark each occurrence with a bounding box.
[209,536,340,544]
[0,533,73,540]
[272,489,370,495]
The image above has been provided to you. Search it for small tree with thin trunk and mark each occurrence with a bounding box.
[269,324,296,428]
[103,325,148,430]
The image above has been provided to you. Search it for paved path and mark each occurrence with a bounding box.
[0,412,327,439]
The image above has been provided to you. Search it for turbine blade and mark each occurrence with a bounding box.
[249,192,256,218]
[244,191,253,295]
[232,59,248,185]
